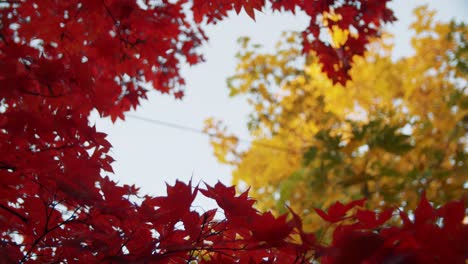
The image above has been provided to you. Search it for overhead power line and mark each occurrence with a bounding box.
[126,114,299,153]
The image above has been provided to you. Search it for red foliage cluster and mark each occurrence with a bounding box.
[0,0,465,263]
[0,177,317,263]
[315,194,468,264]
[193,0,396,84]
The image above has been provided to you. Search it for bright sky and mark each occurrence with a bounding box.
[93,0,467,208]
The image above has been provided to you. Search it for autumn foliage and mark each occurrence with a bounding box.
[206,6,468,233]
[0,0,466,263]
[316,193,467,263]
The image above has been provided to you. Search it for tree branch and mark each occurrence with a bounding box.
[0,203,28,223]
[20,206,81,263]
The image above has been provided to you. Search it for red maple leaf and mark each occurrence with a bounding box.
[314,199,366,223]
[355,208,394,229]
[249,212,294,244]
[174,90,184,99]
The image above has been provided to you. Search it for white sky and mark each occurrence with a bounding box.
[93,0,467,208]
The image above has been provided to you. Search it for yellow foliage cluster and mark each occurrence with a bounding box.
[206,7,468,231]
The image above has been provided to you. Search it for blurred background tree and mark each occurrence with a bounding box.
[204,6,468,231]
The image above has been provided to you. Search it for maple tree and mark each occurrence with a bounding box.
[0,0,466,263]
[206,6,468,231]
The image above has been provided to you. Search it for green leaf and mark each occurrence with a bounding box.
[368,124,413,155]
[277,170,305,210]
[303,146,318,166]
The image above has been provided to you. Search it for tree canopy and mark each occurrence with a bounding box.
[0,0,467,263]
[206,6,468,230]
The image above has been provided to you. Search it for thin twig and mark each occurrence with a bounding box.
[0,204,28,223]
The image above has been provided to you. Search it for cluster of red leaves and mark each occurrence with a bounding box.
[1,0,206,122]
[315,194,468,264]
[192,0,396,84]
[0,177,317,263]
[1,0,464,263]
[0,1,205,261]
